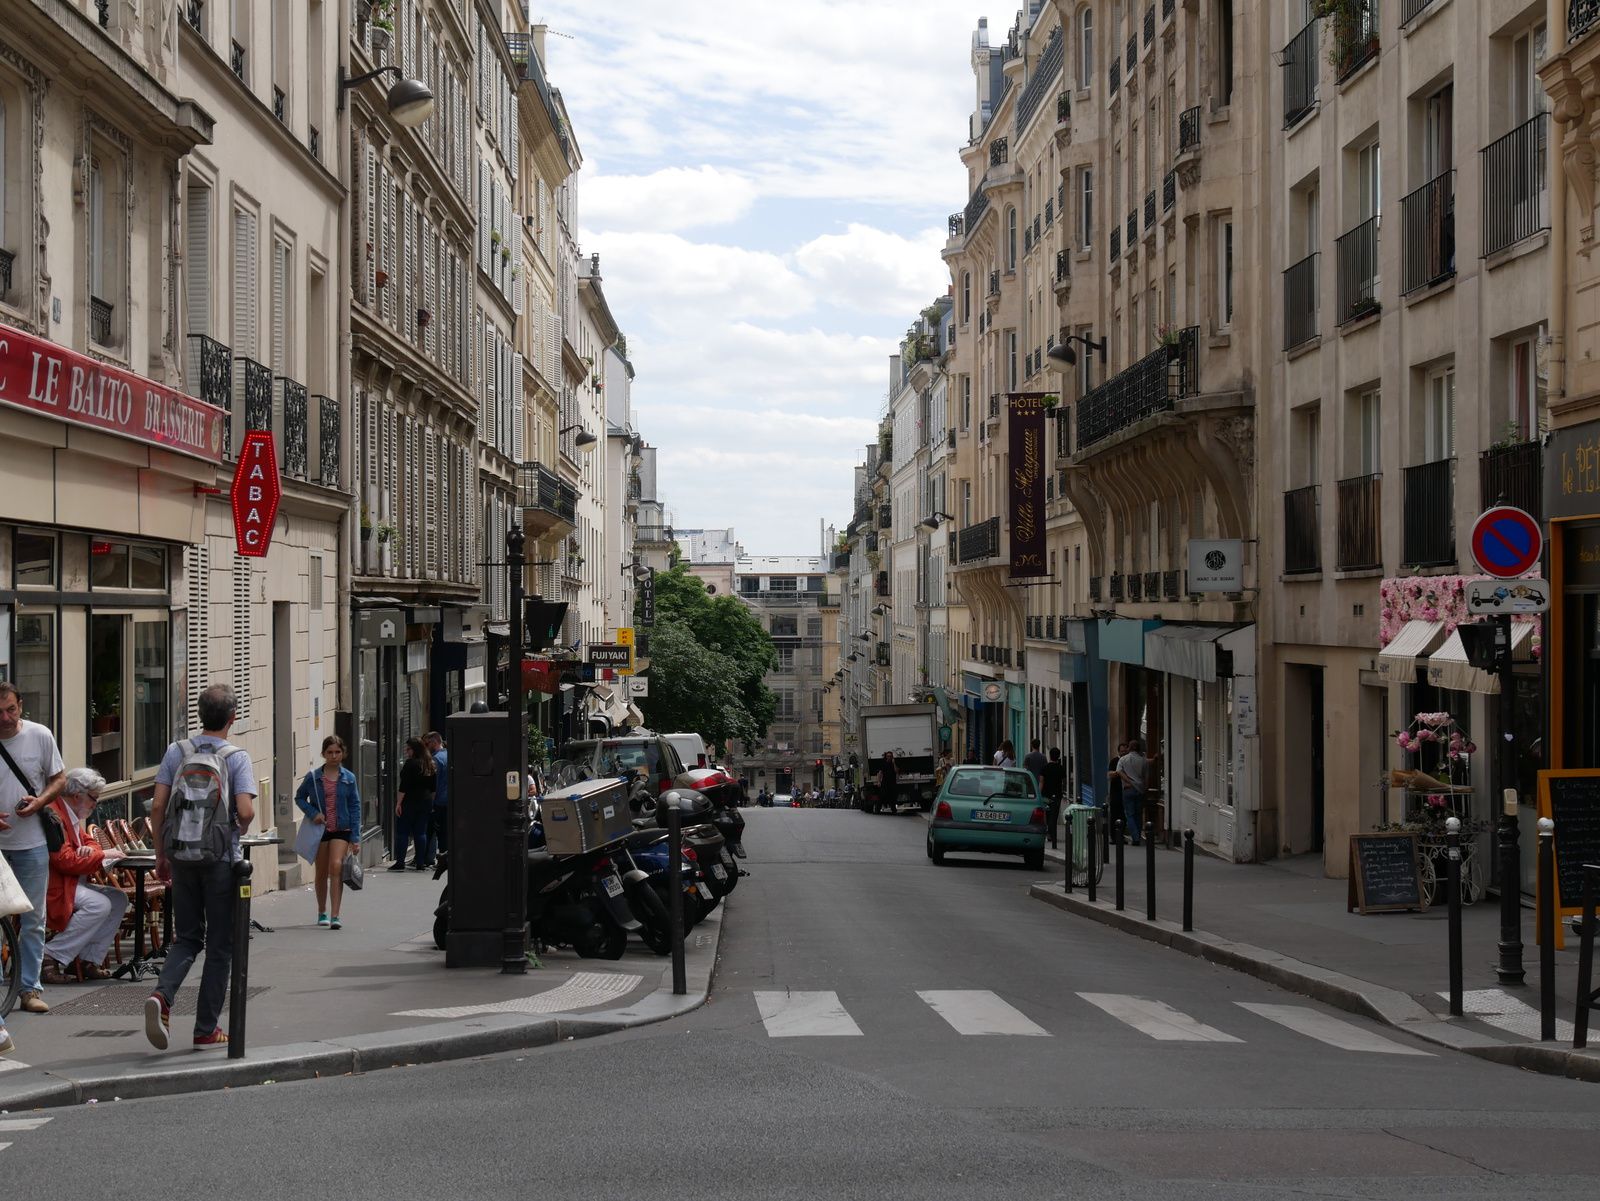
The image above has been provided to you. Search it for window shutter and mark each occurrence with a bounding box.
[478,161,489,267]
[425,223,436,357]
[512,352,524,462]
[462,446,474,585]
[382,174,396,326]
[364,392,379,504]
[232,556,252,727]
[425,428,438,576]
[509,94,519,180]
[365,145,378,303]
[512,225,523,316]
[185,180,212,338]
[186,542,211,731]
[271,240,288,375]
[231,209,258,360]
[385,410,398,553]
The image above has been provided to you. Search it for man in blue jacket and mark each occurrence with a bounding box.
[424,730,448,863]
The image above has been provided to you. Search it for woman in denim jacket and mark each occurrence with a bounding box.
[294,735,362,929]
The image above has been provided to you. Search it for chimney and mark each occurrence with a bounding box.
[531,24,548,67]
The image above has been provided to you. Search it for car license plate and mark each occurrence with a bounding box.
[601,875,623,899]
[711,863,727,881]
[973,809,1012,822]
[720,849,734,868]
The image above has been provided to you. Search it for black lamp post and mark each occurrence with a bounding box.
[503,522,528,974]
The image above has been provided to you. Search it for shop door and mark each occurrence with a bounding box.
[1309,668,1325,853]
[1564,592,1600,767]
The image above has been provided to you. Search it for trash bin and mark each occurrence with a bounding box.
[1064,803,1106,887]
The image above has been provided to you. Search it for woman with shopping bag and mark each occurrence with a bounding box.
[293,736,362,930]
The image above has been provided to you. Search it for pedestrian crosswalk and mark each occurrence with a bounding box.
[750,989,1432,1056]
[0,1115,52,1155]
[1439,989,1576,1042]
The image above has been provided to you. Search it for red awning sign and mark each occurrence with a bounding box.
[230,430,281,557]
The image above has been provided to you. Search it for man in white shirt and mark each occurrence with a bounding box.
[1117,738,1150,846]
[0,681,67,1048]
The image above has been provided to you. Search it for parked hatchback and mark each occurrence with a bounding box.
[926,766,1047,871]
[555,734,690,801]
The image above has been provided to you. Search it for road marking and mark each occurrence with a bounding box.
[392,971,642,1019]
[1439,989,1575,1042]
[754,991,863,1037]
[1078,993,1243,1042]
[917,990,1049,1036]
[0,1142,10,1151]
[1236,1003,1432,1055]
[0,1118,52,1131]
[0,1059,31,1074]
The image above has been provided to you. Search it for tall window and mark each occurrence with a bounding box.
[185,180,212,338]
[232,208,259,359]
[1359,141,1381,221]
[270,238,292,375]
[1079,7,1094,86]
[1424,84,1453,180]
[961,271,971,324]
[1215,215,1234,328]
[1006,207,1018,270]
[1512,25,1549,124]
[1007,331,1018,391]
[1214,0,1234,107]
[1509,332,1545,441]
[1355,386,1381,475]
[1078,166,1093,249]
[88,156,105,303]
[962,375,972,429]
[1424,366,1456,462]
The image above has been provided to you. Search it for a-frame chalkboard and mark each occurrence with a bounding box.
[1537,771,1600,947]
[1348,832,1427,914]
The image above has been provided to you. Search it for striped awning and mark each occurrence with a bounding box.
[1377,620,1446,684]
[1427,621,1536,694]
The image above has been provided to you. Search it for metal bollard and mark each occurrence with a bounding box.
[1576,862,1599,1050]
[1182,829,1195,932]
[667,803,687,997]
[1086,813,1098,904]
[228,858,253,1060]
[1145,821,1156,922]
[1446,816,1463,1018]
[1496,791,1525,985]
[1539,819,1556,1041]
[1063,808,1074,895]
[1114,820,1125,911]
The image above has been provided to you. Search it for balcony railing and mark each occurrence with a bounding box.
[1126,210,1138,246]
[1163,570,1181,599]
[1282,18,1319,128]
[315,395,340,488]
[1058,92,1071,123]
[1283,252,1318,350]
[1402,458,1456,567]
[1144,5,1156,46]
[1284,485,1322,574]
[990,137,1009,166]
[1574,0,1600,40]
[233,355,273,449]
[1109,573,1125,601]
[1109,58,1121,95]
[1481,114,1548,258]
[637,525,676,545]
[0,247,11,300]
[875,570,891,597]
[1075,326,1199,450]
[1163,169,1176,212]
[1142,570,1161,599]
[1144,189,1156,231]
[185,333,233,446]
[1479,439,1542,520]
[1334,2,1379,80]
[1178,106,1201,154]
[516,461,578,526]
[1126,35,1136,71]
[878,502,892,528]
[185,0,203,31]
[948,213,965,237]
[1129,572,1143,601]
[1402,0,1438,24]
[275,377,309,480]
[1110,225,1122,261]
[1401,170,1456,294]
[1336,473,1382,570]
[1089,575,1103,603]
[1015,25,1064,133]
[273,87,286,121]
[1055,249,1069,283]
[956,516,1001,564]
[965,184,991,233]
[230,40,246,79]
[988,269,1001,296]
[89,296,114,346]
[1335,216,1379,324]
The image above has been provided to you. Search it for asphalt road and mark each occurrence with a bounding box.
[6,806,1600,1200]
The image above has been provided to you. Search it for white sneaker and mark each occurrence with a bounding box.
[0,1027,15,1056]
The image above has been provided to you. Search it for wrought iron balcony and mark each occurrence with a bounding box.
[1075,326,1199,450]
[1109,58,1121,96]
[1144,190,1156,232]
[1109,573,1125,602]
[1058,92,1071,123]
[0,248,15,302]
[878,502,892,529]
[1401,170,1455,294]
[1163,570,1181,599]
[309,126,320,160]
[314,395,340,488]
[275,376,310,480]
[1045,199,1054,226]
[1574,0,1600,40]
[1283,485,1321,574]
[1089,575,1102,603]
[1055,249,1069,283]
[965,183,991,233]
[1481,114,1548,258]
[1335,216,1379,324]
[990,137,1009,166]
[233,355,273,450]
[875,570,891,597]
[517,461,578,532]
[186,0,203,32]
[1479,439,1542,520]
[1144,6,1155,46]
[865,531,879,554]
[875,642,891,666]
[1126,210,1138,246]
[1282,18,1319,128]
[1143,571,1161,599]
[1178,106,1201,154]
[96,0,108,27]
[1163,169,1176,212]
[1402,458,1456,567]
[1283,252,1318,350]
[89,296,114,346]
[1110,225,1122,261]
[1126,35,1136,71]
[1014,26,1064,133]
[1336,473,1382,570]
[185,333,233,445]
[1164,0,1175,16]
[1334,2,1379,80]
[273,87,286,122]
[956,516,1001,565]
[230,40,246,79]
[1129,572,1143,601]
[949,212,965,237]
[988,269,1001,296]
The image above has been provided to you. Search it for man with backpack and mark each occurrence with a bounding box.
[143,684,257,1050]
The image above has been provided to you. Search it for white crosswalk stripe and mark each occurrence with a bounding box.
[917,990,1049,1036]
[755,990,863,1037]
[0,1118,52,1131]
[1440,989,1576,1042]
[1077,993,1243,1042]
[1237,1002,1432,1055]
[0,1059,32,1074]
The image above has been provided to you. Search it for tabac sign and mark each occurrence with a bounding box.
[230,431,281,557]
[0,322,225,463]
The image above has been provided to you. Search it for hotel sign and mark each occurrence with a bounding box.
[1007,392,1048,578]
[0,323,225,463]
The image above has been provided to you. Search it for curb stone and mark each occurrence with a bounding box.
[0,903,724,1112]
[1028,882,1600,1084]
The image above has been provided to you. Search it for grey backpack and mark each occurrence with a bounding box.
[165,739,242,865]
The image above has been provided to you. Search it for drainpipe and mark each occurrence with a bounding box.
[1548,0,1570,411]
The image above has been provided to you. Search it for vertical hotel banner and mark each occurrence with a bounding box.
[1007,392,1048,577]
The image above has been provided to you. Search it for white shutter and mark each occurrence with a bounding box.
[382,173,396,326]
[365,145,378,304]
[271,240,288,375]
[186,542,211,731]
[364,392,379,504]
[478,161,489,267]
[385,410,398,551]
[425,428,438,576]
[512,352,524,462]
[185,180,211,338]
[509,94,519,179]
[424,222,436,356]
[232,556,252,727]
[231,209,258,360]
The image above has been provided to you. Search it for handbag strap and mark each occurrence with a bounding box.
[0,738,39,798]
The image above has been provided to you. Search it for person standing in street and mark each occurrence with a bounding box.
[425,730,448,864]
[144,683,256,1051]
[1041,748,1066,851]
[876,750,899,814]
[294,735,363,928]
[993,740,1016,768]
[1022,739,1048,785]
[1106,741,1128,845]
[0,680,67,1050]
[390,737,435,871]
[1117,738,1150,847]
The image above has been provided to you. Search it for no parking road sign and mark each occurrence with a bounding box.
[1469,505,1543,579]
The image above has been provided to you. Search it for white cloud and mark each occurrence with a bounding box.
[586,231,811,321]
[793,224,953,317]
[582,166,758,233]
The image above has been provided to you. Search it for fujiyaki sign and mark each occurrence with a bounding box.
[230,430,281,556]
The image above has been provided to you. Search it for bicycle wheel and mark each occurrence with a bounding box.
[0,917,19,1018]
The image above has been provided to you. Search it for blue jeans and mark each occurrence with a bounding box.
[393,804,432,866]
[3,845,49,1001]
[154,861,236,1037]
[1123,789,1144,844]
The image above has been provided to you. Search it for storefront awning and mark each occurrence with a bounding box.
[1427,622,1536,694]
[1144,625,1232,683]
[1097,618,1160,665]
[1377,619,1447,684]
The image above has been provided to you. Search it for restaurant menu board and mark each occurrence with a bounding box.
[1347,833,1426,914]
[1538,771,1600,911]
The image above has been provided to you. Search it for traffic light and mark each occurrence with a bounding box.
[523,598,569,651]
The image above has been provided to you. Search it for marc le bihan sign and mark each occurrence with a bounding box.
[0,322,225,463]
[230,430,282,557]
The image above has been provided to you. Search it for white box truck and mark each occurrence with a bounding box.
[859,704,940,813]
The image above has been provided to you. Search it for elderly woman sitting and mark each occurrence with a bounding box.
[40,768,127,984]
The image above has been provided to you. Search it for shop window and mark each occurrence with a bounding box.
[13,529,56,587]
[1188,678,1205,790]
[89,540,168,590]
[11,611,54,730]
[134,622,168,772]
[89,613,170,787]
[89,614,126,783]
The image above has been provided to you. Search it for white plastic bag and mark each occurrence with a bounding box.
[0,852,33,917]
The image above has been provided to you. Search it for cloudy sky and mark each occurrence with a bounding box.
[537,2,989,554]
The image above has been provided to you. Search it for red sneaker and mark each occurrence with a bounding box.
[143,994,170,1050]
[192,1028,229,1048]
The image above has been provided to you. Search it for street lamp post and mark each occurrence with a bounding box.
[503,522,528,974]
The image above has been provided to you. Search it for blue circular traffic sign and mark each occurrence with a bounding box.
[1470,506,1542,579]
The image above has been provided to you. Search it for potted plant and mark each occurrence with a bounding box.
[375,268,389,289]
[1347,295,1381,321]
[417,308,432,329]
[500,245,510,264]
[370,17,393,50]
[92,681,120,734]
[360,505,374,541]
[376,521,396,545]
[491,229,503,249]
[1041,392,1059,410]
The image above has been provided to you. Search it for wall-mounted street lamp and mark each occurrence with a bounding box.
[919,511,955,530]
[559,423,598,452]
[338,64,436,127]
[1045,332,1108,370]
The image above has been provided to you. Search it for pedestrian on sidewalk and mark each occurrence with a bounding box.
[294,734,363,929]
[40,768,127,984]
[1117,738,1149,847]
[1041,748,1066,850]
[143,683,256,1051]
[0,680,68,1042]
[993,740,1016,768]
[390,736,435,871]
[1106,740,1128,843]
[424,730,448,865]
[1022,740,1048,785]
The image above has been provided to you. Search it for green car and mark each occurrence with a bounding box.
[926,765,1048,871]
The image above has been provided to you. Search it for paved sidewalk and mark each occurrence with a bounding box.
[0,867,722,1109]
[1020,830,1600,1082]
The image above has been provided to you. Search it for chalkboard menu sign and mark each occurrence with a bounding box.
[1539,772,1600,910]
[1347,833,1426,914]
